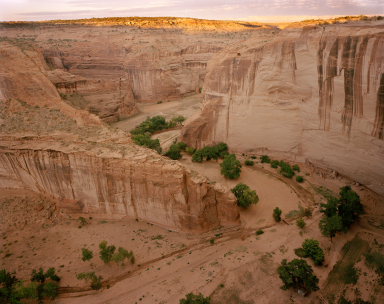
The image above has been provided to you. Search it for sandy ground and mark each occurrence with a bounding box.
[112,94,202,133]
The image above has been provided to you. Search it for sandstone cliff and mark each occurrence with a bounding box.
[0,22,276,103]
[0,142,239,233]
[179,23,384,196]
[47,70,138,123]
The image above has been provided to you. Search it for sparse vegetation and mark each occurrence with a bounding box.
[260,155,270,163]
[99,241,134,265]
[231,182,259,209]
[179,292,211,304]
[77,272,103,290]
[81,248,93,262]
[296,218,306,229]
[273,207,282,222]
[256,229,264,236]
[244,159,254,166]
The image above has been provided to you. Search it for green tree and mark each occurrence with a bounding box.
[171,115,186,125]
[99,241,116,264]
[280,162,295,178]
[165,144,182,160]
[270,160,279,168]
[177,142,187,150]
[192,149,204,162]
[338,186,363,228]
[302,239,325,265]
[220,154,241,179]
[81,248,93,262]
[295,176,304,183]
[231,183,259,209]
[318,214,344,242]
[320,197,339,218]
[292,164,300,172]
[179,292,211,304]
[277,259,319,292]
[30,268,60,303]
[296,218,306,229]
[0,269,20,303]
[273,207,282,222]
[185,147,195,155]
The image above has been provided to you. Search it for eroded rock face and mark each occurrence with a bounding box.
[47,70,138,123]
[0,41,102,127]
[180,24,384,195]
[0,22,275,103]
[0,146,239,233]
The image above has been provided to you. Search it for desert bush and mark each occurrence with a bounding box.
[303,208,312,218]
[220,154,242,179]
[185,147,195,155]
[179,292,211,304]
[250,156,256,159]
[77,272,103,290]
[231,182,259,209]
[273,207,282,222]
[296,175,304,183]
[256,229,264,236]
[245,160,254,166]
[260,155,270,163]
[99,240,116,264]
[296,218,306,229]
[292,164,300,172]
[270,160,279,168]
[78,216,87,226]
[171,115,186,125]
[279,161,295,178]
[157,100,162,104]
[81,248,93,262]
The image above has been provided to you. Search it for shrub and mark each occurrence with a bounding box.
[251,156,256,159]
[303,208,312,218]
[292,164,300,172]
[112,247,135,265]
[302,239,325,265]
[78,216,87,226]
[277,259,319,292]
[30,267,61,302]
[245,160,254,166]
[296,175,304,183]
[270,160,279,168]
[273,207,282,222]
[279,162,295,178]
[256,229,264,236]
[209,239,214,245]
[157,100,162,104]
[220,154,242,179]
[231,182,259,209]
[77,272,103,290]
[185,147,195,155]
[319,214,344,242]
[296,218,306,228]
[260,155,270,163]
[81,248,93,262]
[179,292,211,304]
[165,144,182,160]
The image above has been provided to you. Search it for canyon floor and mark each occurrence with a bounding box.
[2,95,384,303]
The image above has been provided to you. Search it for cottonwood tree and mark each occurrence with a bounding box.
[220,154,242,179]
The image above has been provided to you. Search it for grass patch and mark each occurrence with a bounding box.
[294,248,307,258]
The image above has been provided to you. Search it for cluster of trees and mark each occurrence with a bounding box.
[301,239,325,265]
[130,115,186,153]
[260,156,300,179]
[231,183,259,209]
[165,142,187,160]
[192,142,229,162]
[319,186,363,242]
[81,241,135,266]
[0,268,60,304]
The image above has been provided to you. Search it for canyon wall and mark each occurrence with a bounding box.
[180,24,384,196]
[0,146,239,232]
[47,70,138,123]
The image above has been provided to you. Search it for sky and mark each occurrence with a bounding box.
[0,0,383,23]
